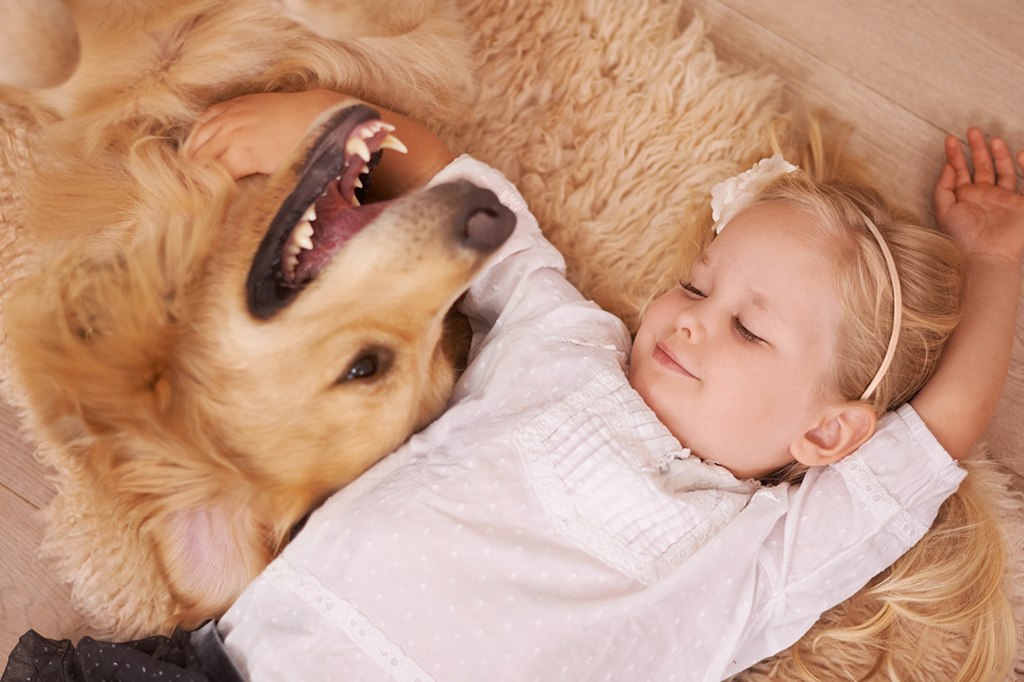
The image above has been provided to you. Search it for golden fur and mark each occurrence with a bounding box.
[0,0,507,634]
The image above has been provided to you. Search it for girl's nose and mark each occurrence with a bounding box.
[674,301,706,344]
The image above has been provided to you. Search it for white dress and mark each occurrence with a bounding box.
[218,156,965,682]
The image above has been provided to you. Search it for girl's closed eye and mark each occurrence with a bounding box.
[680,281,705,298]
[732,317,764,344]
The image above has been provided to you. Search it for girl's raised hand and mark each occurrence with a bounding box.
[187,90,361,179]
[934,127,1024,263]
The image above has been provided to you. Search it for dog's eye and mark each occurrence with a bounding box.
[343,355,377,381]
[337,349,392,384]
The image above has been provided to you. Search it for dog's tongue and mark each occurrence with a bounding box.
[294,195,394,285]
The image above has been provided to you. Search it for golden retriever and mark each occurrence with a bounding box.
[0,0,512,636]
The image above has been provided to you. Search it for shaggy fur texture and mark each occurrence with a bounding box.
[0,0,512,636]
[0,0,1021,678]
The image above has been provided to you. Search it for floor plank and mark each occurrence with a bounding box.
[685,0,951,223]
[0,482,96,657]
[714,0,1024,156]
[0,398,54,510]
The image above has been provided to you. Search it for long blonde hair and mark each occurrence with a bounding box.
[727,119,1018,681]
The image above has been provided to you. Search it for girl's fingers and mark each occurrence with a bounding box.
[933,162,957,219]
[967,127,995,185]
[1019,151,1024,195]
[187,119,225,157]
[990,137,1019,192]
[946,134,973,188]
[186,104,229,155]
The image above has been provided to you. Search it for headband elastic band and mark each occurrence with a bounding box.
[857,218,902,401]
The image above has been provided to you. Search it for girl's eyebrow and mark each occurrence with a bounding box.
[692,252,711,270]
[748,289,777,319]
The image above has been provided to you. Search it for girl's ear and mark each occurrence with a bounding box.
[790,404,877,467]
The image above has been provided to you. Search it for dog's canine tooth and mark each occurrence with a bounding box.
[379,134,408,154]
[354,176,363,189]
[345,136,372,163]
[302,204,317,222]
[294,221,315,250]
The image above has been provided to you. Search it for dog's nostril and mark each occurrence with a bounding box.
[462,194,515,252]
[466,207,498,240]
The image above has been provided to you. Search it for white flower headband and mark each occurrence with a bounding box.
[711,153,799,233]
[709,154,902,402]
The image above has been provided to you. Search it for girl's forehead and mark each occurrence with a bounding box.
[705,204,826,261]
[699,210,838,320]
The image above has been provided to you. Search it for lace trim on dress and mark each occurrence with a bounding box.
[267,559,436,682]
[514,370,753,585]
[833,454,927,547]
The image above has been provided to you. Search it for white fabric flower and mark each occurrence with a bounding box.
[710,153,799,233]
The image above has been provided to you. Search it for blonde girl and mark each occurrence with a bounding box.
[183,92,1022,682]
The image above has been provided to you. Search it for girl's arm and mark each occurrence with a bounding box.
[912,128,1024,459]
[187,89,455,196]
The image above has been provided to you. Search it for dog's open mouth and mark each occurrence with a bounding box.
[247,104,407,319]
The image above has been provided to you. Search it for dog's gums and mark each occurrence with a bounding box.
[247,104,406,319]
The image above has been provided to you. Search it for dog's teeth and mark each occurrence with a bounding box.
[285,254,299,279]
[354,176,363,189]
[303,204,317,222]
[379,134,408,154]
[294,221,314,250]
[350,195,361,207]
[346,136,372,163]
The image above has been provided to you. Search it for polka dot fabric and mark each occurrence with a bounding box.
[215,157,965,682]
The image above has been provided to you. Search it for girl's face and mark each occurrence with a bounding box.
[629,202,843,479]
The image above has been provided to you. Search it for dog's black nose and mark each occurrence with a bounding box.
[460,185,516,252]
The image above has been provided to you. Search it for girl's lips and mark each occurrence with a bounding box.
[653,342,697,379]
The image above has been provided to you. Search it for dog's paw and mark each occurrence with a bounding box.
[272,0,437,41]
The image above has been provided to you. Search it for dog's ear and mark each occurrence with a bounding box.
[7,250,181,441]
[149,504,273,628]
[6,183,224,443]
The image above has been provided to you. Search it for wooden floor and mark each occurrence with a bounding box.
[2,0,1024,659]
